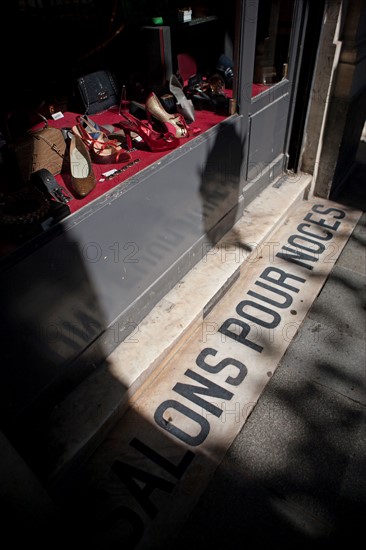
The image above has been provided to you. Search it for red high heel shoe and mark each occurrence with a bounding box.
[117,112,180,152]
[72,116,131,164]
[145,92,190,139]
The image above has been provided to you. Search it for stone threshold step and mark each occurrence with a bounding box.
[40,173,312,491]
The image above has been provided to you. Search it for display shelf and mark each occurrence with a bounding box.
[49,105,231,214]
[0,95,235,265]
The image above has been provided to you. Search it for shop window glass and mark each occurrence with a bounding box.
[1,1,238,260]
[252,0,295,97]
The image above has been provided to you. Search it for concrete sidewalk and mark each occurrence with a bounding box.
[170,210,366,549]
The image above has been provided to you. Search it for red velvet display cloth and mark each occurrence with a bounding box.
[252,83,270,96]
[29,85,267,215]
[44,105,231,213]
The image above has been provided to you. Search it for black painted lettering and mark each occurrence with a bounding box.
[218,318,263,353]
[196,348,247,386]
[249,281,293,309]
[297,223,332,241]
[260,267,306,292]
[304,212,340,231]
[288,234,326,254]
[154,400,210,446]
[173,369,233,417]
[236,300,281,329]
[312,204,346,218]
[111,461,175,519]
[130,438,195,479]
[276,245,317,270]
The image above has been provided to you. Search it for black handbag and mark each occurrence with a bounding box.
[76,70,119,114]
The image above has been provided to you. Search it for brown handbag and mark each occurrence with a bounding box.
[13,114,67,184]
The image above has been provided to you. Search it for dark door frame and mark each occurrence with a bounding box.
[287,0,327,171]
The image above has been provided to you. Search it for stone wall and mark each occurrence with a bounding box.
[301,0,366,199]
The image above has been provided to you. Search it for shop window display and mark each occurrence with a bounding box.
[0,0,237,259]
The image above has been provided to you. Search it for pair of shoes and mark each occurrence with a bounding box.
[117,112,179,152]
[69,134,96,197]
[72,116,131,164]
[78,115,125,143]
[145,92,190,138]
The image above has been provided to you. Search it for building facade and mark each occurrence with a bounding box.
[0,0,365,508]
